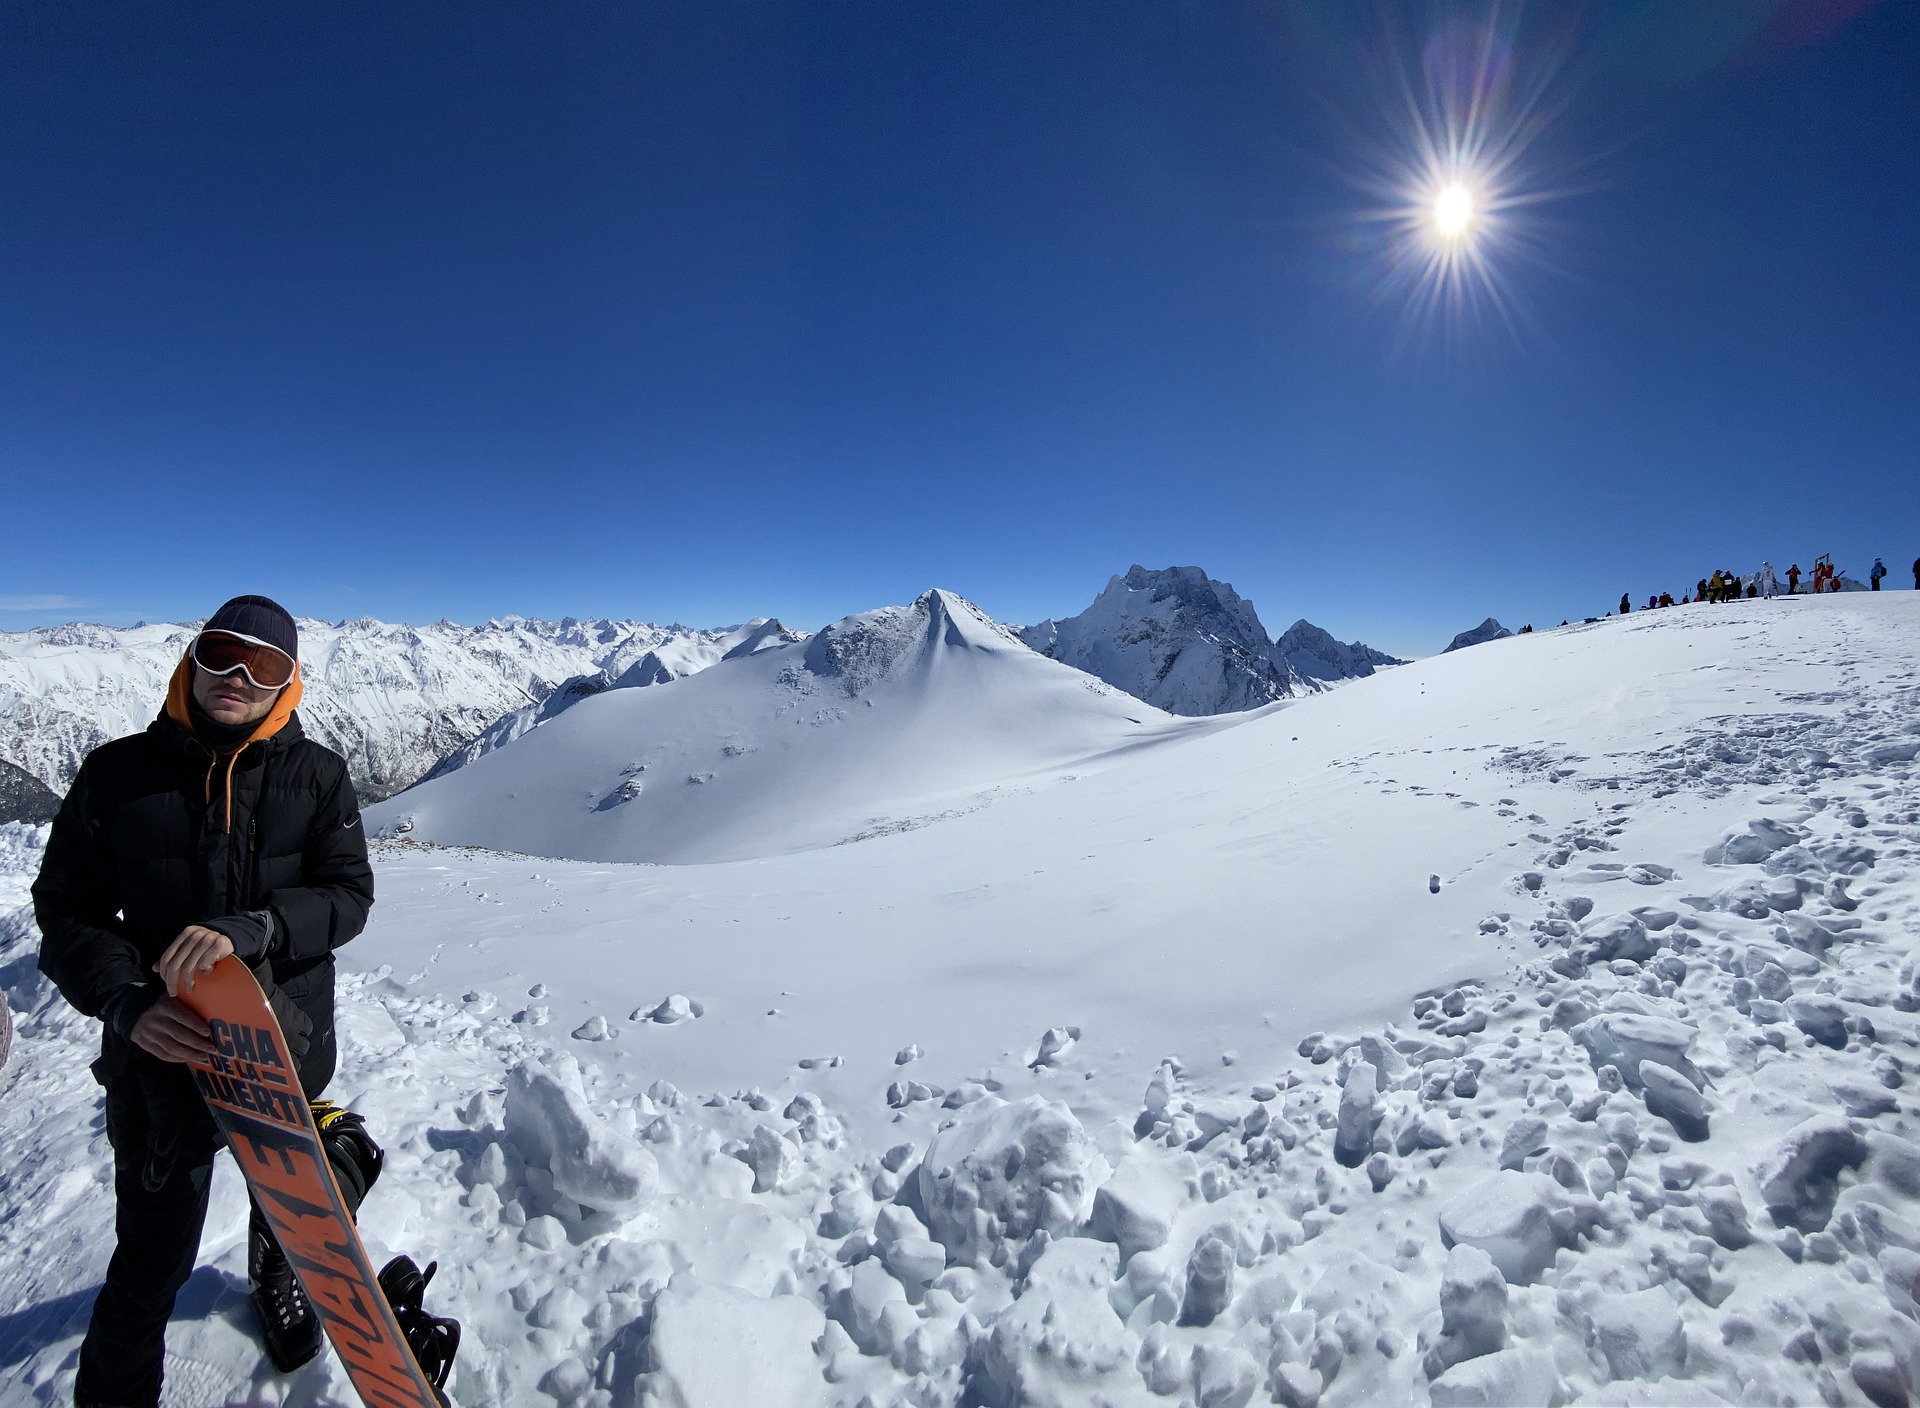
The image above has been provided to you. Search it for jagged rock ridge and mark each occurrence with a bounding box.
[1443,618,1514,653]
[0,759,58,825]
[1019,565,1400,716]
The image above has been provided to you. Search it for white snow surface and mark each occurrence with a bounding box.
[2,591,1920,1407]
[0,615,769,802]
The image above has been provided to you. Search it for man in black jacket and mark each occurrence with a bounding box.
[34,595,376,1408]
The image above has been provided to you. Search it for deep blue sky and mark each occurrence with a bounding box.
[2,2,1914,657]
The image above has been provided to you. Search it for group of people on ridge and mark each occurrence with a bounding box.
[1617,552,1915,617]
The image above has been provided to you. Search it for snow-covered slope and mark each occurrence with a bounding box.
[0,615,765,802]
[418,619,802,783]
[374,590,1224,863]
[6,592,1920,1408]
[1020,564,1399,714]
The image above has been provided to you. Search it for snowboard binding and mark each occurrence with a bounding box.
[379,1254,461,1404]
[312,1099,384,1215]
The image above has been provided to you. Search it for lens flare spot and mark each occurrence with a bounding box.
[1432,181,1475,240]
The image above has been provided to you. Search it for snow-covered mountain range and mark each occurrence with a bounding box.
[1,571,1396,823]
[0,615,767,805]
[373,590,1232,864]
[1020,565,1400,714]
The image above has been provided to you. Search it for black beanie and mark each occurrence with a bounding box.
[204,594,298,660]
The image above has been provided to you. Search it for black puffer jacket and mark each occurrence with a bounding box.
[34,666,373,1171]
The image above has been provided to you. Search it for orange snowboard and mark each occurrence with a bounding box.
[178,957,448,1408]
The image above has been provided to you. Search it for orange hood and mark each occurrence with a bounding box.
[164,651,303,751]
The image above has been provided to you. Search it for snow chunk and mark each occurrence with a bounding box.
[1438,1172,1563,1285]
[919,1096,1108,1267]
[829,1256,908,1354]
[1029,1024,1080,1068]
[1585,1286,1686,1381]
[1708,817,1806,866]
[1639,1061,1711,1143]
[977,1238,1134,1407]
[1499,1116,1549,1172]
[1788,995,1848,1049]
[1425,1244,1509,1379]
[1757,1116,1868,1233]
[635,994,704,1025]
[1179,1229,1236,1327]
[640,1274,826,1407]
[1089,1152,1191,1261]
[1573,1012,1697,1088]
[1580,912,1658,963]
[737,1124,795,1193]
[505,1053,659,1213]
[1334,1060,1380,1168]
[1428,1343,1557,1407]
[1867,1131,1920,1198]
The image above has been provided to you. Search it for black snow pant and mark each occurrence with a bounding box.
[74,1033,335,1408]
[73,1138,220,1408]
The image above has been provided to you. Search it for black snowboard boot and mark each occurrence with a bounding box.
[379,1255,461,1405]
[249,1214,324,1373]
[312,1100,384,1216]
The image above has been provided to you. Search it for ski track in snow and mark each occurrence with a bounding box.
[1,594,1918,1405]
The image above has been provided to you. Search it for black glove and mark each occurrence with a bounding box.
[205,909,276,961]
[100,982,161,1041]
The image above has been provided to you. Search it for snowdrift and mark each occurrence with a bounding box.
[370,589,1223,864]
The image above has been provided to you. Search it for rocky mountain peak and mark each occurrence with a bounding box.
[1021,566,1397,717]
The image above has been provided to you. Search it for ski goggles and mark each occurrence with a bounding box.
[190,629,297,690]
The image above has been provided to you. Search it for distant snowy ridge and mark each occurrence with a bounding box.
[1020,564,1400,715]
[0,615,767,802]
[419,618,802,784]
[1443,617,1514,653]
[1272,617,1402,684]
[371,588,1231,864]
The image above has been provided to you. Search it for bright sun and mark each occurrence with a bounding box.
[1432,181,1475,240]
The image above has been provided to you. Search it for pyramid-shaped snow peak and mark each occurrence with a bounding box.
[1020,566,1402,715]
[803,590,1019,694]
[368,589,1212,864]
[1273,619,1402,684]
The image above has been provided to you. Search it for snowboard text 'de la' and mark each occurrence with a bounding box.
[179,957,449,1408]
